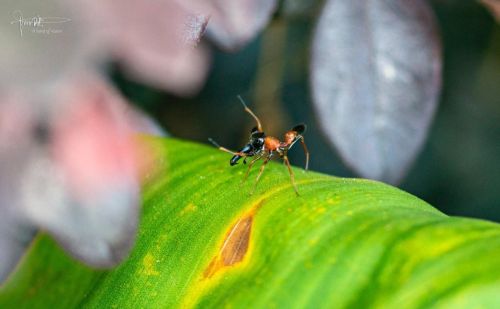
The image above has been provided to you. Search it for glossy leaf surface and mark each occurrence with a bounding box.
[1,138,499,308]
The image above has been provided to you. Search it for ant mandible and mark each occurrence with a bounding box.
[208,96,310,195]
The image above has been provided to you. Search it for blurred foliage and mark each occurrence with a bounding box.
[2,138,500,308]
[111,0,500,222]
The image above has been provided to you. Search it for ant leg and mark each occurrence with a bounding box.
[283,155,300,196]
[299,137,310,171]
[237,95,263,132]
[250,155,272,195]
[242,155,263,185]
[208,138,247,157]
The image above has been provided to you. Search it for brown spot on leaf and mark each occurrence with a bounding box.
[203,201,264,279]
[204,216,252,278]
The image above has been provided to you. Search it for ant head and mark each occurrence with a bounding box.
[250,126,265,148]
[292,124,306,135]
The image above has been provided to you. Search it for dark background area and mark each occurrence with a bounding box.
[112,1,500,222]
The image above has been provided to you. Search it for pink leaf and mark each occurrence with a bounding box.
[76,0,211,95]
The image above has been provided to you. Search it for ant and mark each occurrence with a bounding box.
[208,96,310,195]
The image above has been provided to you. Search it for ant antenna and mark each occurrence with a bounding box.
[209,137,248,158]
[237,95,263,132]
[208,138,221,148]
[237,95,248,108]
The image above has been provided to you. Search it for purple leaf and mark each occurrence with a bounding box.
[311,0,442,184]
[203,0,278,51]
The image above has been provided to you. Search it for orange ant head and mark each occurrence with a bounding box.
[284,131,297,145]
[283,124,306,145]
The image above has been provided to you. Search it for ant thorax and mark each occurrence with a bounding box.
[264,136,280,151]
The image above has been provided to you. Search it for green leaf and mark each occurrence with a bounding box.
[1,137,499,308]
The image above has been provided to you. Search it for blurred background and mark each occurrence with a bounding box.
[112,0,500,222]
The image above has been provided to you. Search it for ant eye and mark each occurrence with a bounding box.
[293,124,306,134]
[251,126,259,134]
